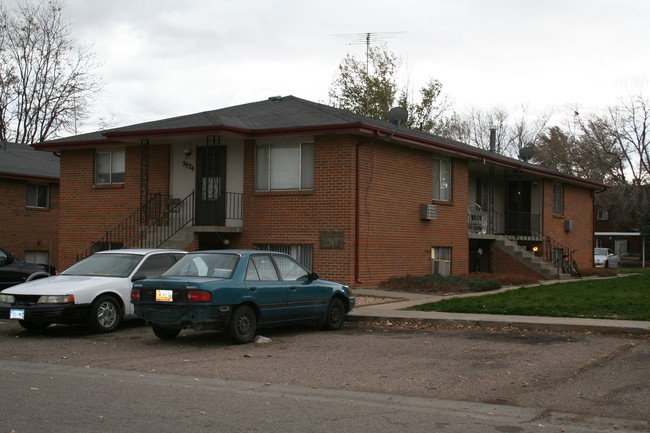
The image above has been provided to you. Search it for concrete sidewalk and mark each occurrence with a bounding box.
[349,287,650,335]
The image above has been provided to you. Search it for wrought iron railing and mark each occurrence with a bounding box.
[468,205,576,275]
[76,191,243,261]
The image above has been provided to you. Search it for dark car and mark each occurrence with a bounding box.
[131,250,356,344]
[0,246,55,291]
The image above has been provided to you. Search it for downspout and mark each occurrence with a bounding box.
[355,141,362,284]
[355,133,380,284]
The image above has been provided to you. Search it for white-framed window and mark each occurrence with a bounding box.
[431,247,451,260]
[26,184,49,208]
[256,142,314,191]
[431,247,451,276]
[433,158,451,201]
[95,149,125,184]
[254,244,313,270]
[553,183,564,215]
[597,208,609,221]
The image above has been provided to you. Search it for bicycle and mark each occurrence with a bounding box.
[560,250,582,278]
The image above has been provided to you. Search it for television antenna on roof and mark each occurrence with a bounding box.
[333,32,405,75]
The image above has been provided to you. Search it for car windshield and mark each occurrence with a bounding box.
[594,248,609,256]
[61,254,143,278]
[163,253,239,278]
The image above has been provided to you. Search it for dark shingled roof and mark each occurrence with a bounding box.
[37,95,603,189]
[0,141,60,180]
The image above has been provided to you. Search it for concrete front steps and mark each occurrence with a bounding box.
[494,236,570,280]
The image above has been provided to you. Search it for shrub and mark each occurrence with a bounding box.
[377,274,501,294]
[459,273,541,286]
[580,267,618,277]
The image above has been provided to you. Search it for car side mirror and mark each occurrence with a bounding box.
[308,272,319,281]
[131,272,148,282]
[0,252,13,266]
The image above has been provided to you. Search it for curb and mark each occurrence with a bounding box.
[347,311,650,335]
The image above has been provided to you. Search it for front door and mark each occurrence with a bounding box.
[506,180,532,236]
[195,146,226,226]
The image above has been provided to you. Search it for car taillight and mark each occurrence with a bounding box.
[188,290,211,303]
[131,289,141,302]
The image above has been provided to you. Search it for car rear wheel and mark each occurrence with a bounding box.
[19,321,50,333]
[322,298,345,330]
[152,324,181,340]
[227,305,256,344]
[87,295,122,333]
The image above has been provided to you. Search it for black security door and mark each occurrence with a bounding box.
[506,180,532,236]
[195,145,227,226]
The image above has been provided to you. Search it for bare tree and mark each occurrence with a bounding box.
[602,93,650,185]
[0,0,100,145]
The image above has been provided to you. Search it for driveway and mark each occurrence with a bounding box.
[0,318,648,427]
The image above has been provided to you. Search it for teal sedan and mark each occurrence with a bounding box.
[131,250,355,344]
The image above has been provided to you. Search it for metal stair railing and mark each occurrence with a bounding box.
[473,207,577,276]
[76,192,195,261]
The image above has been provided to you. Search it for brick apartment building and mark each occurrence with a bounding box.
[0,141,60,269]
[34,96,603,285]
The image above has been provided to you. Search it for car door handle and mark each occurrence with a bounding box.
[288,286,297,290]
[249,287,257,292]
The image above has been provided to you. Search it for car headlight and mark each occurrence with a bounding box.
[0,294,15,303]
[38,295,75,304]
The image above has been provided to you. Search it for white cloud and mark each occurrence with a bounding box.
[36,0,650,132]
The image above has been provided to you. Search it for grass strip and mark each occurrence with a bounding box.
[404,273,650,321]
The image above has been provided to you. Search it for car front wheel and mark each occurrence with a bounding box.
[152,324,181,340]
[227,305,256,344]
[87,295,122,333]
[322,298,345,330]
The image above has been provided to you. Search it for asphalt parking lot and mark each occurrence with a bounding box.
[1,317,648,426]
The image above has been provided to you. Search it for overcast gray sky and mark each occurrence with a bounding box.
[25,0,650,132]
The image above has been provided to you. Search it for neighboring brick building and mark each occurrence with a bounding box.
[0,141,60,269]
[34,96,602,286]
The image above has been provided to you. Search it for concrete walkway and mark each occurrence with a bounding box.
[349,286,650,335]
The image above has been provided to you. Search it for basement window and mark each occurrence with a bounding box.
[254,244,313,270]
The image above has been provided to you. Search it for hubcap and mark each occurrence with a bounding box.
[97,301,117,328]
[237,313,251,335]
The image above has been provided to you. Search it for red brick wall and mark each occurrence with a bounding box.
[0,178,59,268]
[236,135,470,286]
[490,245,544,279]
[58,144,170,270]
[237,136,357,284]
[542,180,594,268]
[355,141,469,284]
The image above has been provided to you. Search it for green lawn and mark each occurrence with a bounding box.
[404,270,650,321]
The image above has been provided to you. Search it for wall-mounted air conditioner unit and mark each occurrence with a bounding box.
[564,220,575,232]
[420,204,437,220]
[432,259,450,276]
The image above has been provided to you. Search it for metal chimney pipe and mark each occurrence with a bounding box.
[489,127,496,153]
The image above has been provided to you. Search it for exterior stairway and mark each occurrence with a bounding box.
[157,226,196,250]
[493,236,570,280]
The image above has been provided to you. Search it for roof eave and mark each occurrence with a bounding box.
[0,172,60,182]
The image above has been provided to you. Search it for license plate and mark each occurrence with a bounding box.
[155,290,173,302]
[10,309,25,320]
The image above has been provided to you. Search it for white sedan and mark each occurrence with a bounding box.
[0,249,185,333]
[594,248,621,268]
